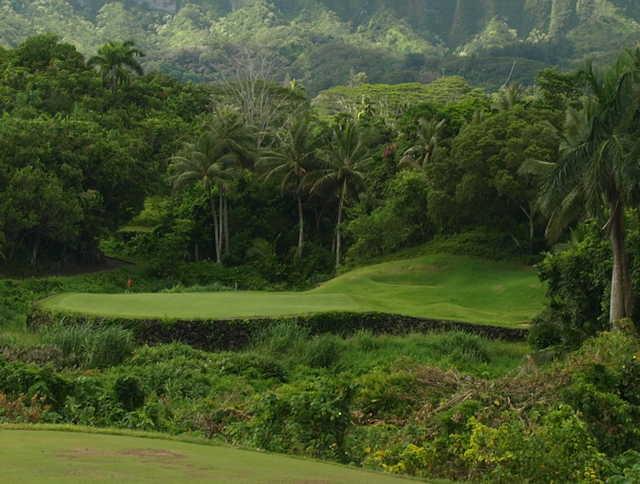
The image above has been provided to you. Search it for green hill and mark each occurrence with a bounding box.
[1,0,639,92]
[39,254,544,327]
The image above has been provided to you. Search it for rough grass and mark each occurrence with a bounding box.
[0,427,419,483]
[39,254,544,327]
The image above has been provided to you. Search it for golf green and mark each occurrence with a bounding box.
[40,254,544,327]
[0,429,415,483]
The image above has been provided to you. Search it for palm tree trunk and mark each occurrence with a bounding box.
[30,235,40,268]
[209,193,221,264]
[335,181,347,269]
[224,194,230,256]
[609,200,633,326]
[296,195,304,259]
[218,188,224,259]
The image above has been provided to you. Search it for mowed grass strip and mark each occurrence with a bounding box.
[40,254,544,327]
[0,429,417,483]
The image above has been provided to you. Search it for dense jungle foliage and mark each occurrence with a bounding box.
[2,13,640,480]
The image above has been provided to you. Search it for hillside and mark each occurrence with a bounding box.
[1,0,639,92]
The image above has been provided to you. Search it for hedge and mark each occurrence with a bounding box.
[27,309,528,352]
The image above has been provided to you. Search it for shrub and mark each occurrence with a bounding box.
[620,353,640,406]
[530,220,640,349]
[0,359,69,407]
[113,376,146,411]
[0,345,63,367]
[463,405,610,482]
[427,331,491,364]
[354,370,421,420]
[303,335,344,369]
[609,451,640,484]
[0,392,52,423]
[563,380,640,455]
[351,330,381,351]
[215,353,288,382]
[249,377,354,461]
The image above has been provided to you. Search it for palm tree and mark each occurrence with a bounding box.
[88,41,145,93]
[492,83,526,111]
[169,132,233,263]
[312,120,372,268]
[538,50,640,326]
[207,108,256,256]
[261,115,320,259]
[398,118,446,170]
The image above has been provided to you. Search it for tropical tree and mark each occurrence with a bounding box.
[492,83,526,111]
[169,132,232,263]
[312,120,372,268]
[538,50,640,326]
[261,115,320,259]
[88,40,144,92]
[170,109,254,263]
[398,118,446,170]
[207,108,255,256]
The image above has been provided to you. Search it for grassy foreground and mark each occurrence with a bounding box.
[40,254,543,327]
[0,428,415,483]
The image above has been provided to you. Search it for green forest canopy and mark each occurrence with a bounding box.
[1,0,640,92]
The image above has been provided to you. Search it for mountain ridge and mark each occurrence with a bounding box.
[1,0,639,91]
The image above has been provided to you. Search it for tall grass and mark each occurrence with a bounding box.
[41,323,134,368]
[251,323,526,377]
[252,321,345,369]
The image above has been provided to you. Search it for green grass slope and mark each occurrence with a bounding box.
[40,254,544,327]
[0,428,415,483]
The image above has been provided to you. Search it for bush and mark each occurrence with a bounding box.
[0,358,69,407]
[531,220,640,349]
[609,451,640,484]
[0,345,63,367]
[346,171,432,263]
[303,335,344,369]
[215,353,288,382]
[113,375,146,412]
[426,331,491,364]
[249,377,354,461]
[354,370,421,420]
[463,406,610,482]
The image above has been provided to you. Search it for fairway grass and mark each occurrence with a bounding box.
[40,254,544,327]
[0,428,416,483]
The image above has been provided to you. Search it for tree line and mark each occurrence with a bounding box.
[2,35,640,337]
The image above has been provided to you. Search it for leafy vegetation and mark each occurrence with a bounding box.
[2,4,640,479]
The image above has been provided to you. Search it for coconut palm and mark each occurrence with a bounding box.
[398,118,446,171]
[88,41,144,93]
[169,132,233,263]
[312,120,372,268]
[492,83,526,111]
[261,115,320,259]
[207,108,256,256]
[538,50,640,325]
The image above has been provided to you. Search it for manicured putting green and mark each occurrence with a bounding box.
[0,429,413,483]
[41,254,544,327]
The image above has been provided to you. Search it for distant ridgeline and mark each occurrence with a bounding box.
[3,0,640,91]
